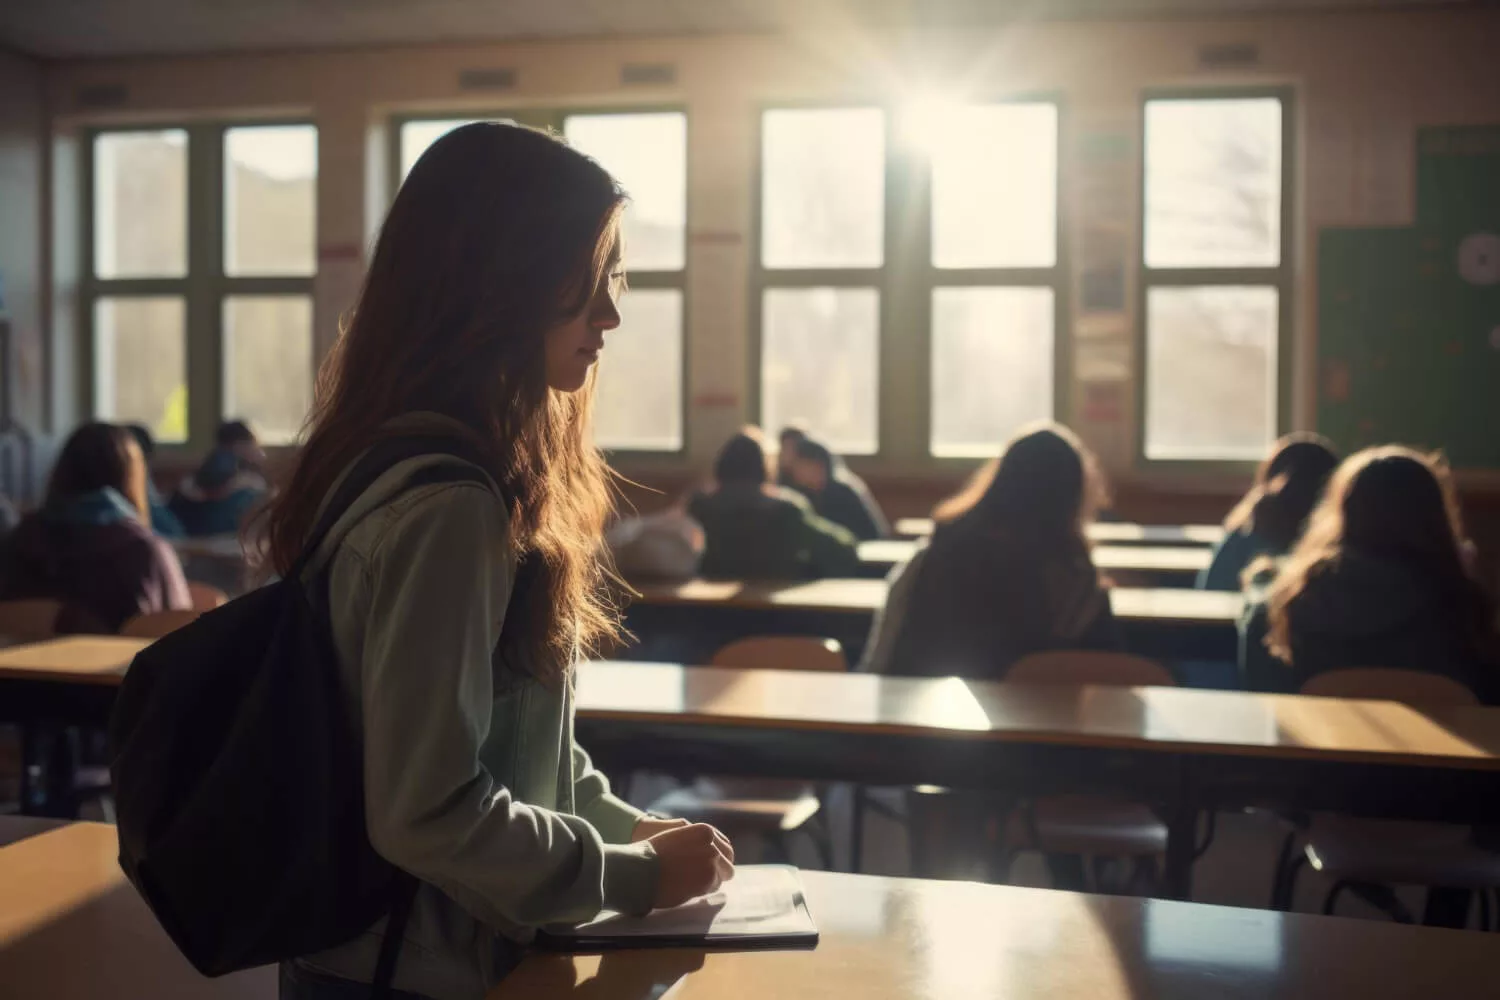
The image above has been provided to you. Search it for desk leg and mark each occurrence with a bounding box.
[849,784,867,874]
[1162,797,1196,901]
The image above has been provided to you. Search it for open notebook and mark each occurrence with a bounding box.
[539,865,818,952]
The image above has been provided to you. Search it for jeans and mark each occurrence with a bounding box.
[278,961,432,1000]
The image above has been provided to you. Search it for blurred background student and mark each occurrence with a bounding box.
[124,424,185,539]
[783,436,890,541]
[690,427,860,580]
[1240,447,1498,700]
[0,422,190,633]
[169,419,270,537]
[863,423,1117,677]
[1198,434,1339,592]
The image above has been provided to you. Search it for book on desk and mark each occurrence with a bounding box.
[538,865,818,952]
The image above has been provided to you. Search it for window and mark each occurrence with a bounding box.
[755,102,1060,458]
[396,109,689,452]
[1141,94,1289,461]
[757,108,886,453]
[85,123,317,447]
[925,102,1060,457]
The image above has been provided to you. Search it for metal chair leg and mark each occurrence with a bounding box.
[1324,881,1350,915]
[1272,844,1306,912]
[1479,887,1492,932]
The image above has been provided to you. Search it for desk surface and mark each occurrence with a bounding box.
[170,534,248,560]
[632,579,1242,625]
[577,661,1500,770]
[895,518,1226,547]
[491,867,1497,1000]
[0,636,151,685]
[0,823,273,999]
[857,540,1212,575]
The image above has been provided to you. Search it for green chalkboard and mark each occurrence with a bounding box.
[1317,125,1500,468]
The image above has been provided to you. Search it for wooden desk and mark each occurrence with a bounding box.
[169,534,246,561]
[895,517,1226,547]
[491,869,1499,1000]
[856,540,1212,583]
[0,636,150,685]
[573,660,1500,896]
[0,822,273,998]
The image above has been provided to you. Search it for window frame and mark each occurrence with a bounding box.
[81,119,317,451]
[388,107,691,458]
[751,96,1068,464]
[1135,87,1295,471]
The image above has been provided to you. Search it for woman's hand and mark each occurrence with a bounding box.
[645,822,736,910]
[631,816,691,842]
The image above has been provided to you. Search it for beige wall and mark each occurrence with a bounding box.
[0,46,45,430]
[37,8,1500,480]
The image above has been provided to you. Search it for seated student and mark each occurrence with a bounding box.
[784,437,891,541]
[0,422,191,633]
[169,419,270,537]
[689,428,860,580]
[863,423,1119,677]
[124,423,186,539]
[776,424,807,488]
[1240,447,1498,700]
[1198,434,1338,591]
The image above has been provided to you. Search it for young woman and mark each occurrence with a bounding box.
[0,422,190,632]
[263,123,733,1000]
[170,419,270,537]
[689,427,861,579]
[862,423,1118,677]
[124,423,186,538]
[1197,434,1338,591]
[783,437,890,541]
[1240,446,1498,699]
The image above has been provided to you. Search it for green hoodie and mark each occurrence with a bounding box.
[296,414,657,999]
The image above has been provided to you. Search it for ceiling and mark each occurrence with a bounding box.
[0,0,1475,59]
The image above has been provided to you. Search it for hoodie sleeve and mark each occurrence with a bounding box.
[348,485,659,926]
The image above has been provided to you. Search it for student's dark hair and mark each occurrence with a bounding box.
[216,420,257,448]
[932,422,1106,550]
[262,122,626,682]
[47,423,138,507]
[124,424,155,458]
[1224,433,1338,549]
[778,425,808,449]
[1265,446,1492,662]
[714,428,772,487]
[791,437,835,477]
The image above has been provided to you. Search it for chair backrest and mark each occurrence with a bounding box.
[1300,668,1479,706]
[0,599,65,641]
[187,582,229,612]
[710,636,847,672]
[1006,650,1177,688]
[119,610,201,639]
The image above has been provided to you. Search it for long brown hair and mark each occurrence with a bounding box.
[1265,446,1491,661]
[48,422,148,521]
[1224,433,1339,547]
[262,122,625,681]
[932,422,1106,553]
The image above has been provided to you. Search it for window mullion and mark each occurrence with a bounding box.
[186,123,224,450]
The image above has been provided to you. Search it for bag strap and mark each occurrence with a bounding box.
[369,875,420,1000]
[288,434,493,581]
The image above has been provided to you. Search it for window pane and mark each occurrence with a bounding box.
[94,297,187,442]
[593,289,682,451]
[565,113,686,272]
[1146,286,1278,460]
[224,125,317,277]
[400,119,480,179]
[931,104,1057,268]
[761,288,879,454]
[1145,98,1283,268]
[931,287,1054,456]
[762,109,885,269]
[223,295,314,446]
[94,130,187,279]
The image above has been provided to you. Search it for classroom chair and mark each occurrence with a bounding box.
[1274,668,1500,927]
[999,651,1178,893]
[187,582,229,612]
[119,609,201,639]
[645,636,841,869]
[0,599,64,642]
